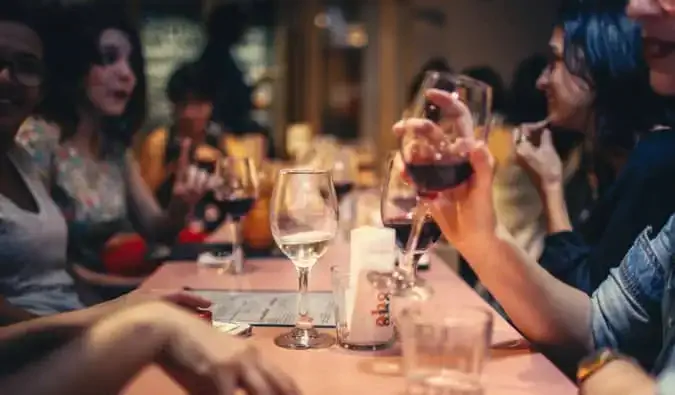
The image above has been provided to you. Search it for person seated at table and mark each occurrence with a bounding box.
[394,0,675,391]
[16,3,213,303]
[0,0,214,328]
[138,62,228,237]
[0,302,300,395]
[473,4,666,318]
[513,2,675,295]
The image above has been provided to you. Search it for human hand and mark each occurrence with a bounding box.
[117,288,212,314]
[171,138,219,209]
[427,140,498,250]
[514,121,563,192]
[391,88,497,250]
[148,304,300,395]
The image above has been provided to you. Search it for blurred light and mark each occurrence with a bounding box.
[346,25,368,48]
[314,13,331,28]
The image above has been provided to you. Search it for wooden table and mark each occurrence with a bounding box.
[122,246,576,395]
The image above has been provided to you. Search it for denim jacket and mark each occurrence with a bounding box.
[591,213,675,389]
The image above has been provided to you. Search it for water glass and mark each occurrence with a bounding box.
[399,304,493,395]
[331,266,395,351]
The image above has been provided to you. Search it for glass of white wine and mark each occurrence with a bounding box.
[270,169,338,349]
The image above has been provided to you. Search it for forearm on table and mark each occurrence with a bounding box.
[0,304,170,395]
[580,360,655,395]
[459,225,592,353]
[0,301,120,376]
[541,184,572,234]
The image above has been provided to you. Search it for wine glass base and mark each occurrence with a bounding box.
[274,327,335,350]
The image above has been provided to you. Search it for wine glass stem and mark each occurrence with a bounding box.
[296,265,313,328]
[400,202,429,277]
[231,218,244,273]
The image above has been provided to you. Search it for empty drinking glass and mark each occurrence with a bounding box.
[399,303,493,395]
[331,266,395,351]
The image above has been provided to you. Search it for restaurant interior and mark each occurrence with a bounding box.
[7,0,673,393]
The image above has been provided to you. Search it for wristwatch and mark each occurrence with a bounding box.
[576,348,634,385]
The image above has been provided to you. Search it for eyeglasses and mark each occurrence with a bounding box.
[0,55,45,87]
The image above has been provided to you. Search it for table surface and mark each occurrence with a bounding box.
[122,245,576,395]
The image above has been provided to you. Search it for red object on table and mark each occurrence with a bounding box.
[196,308,213,323]
[102,229,209,276]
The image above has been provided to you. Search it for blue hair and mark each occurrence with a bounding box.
[560,7,666,149]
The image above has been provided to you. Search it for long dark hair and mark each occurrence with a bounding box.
[35,3,147,147]
[559,3,666,150]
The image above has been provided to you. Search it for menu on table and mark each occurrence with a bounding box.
[193,290,336,327]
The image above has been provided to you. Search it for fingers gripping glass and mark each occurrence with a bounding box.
[0,55,45,87]
[370,72,492,302]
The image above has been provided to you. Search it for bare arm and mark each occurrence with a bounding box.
[124,152,190,244]
[0,303,170,395]
[0,300,120,377]
[458,224,592,355]
[541,184,573,234]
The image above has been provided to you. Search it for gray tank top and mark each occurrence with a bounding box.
[0,147,84,315]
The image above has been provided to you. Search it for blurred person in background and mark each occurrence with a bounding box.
[462,65,508,121]
[514,2,675,294]
[404,57,453,117]
[17,3,214,302]
[198,3,275,159]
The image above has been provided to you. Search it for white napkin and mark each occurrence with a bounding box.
[345,227,397,345]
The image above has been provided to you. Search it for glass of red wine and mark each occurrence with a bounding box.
[212,157,258,272]
[368,152,441,299]
[377,72,491,301]
[332,147,357,203]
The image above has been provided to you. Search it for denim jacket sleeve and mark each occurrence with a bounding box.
[590,214,675,368]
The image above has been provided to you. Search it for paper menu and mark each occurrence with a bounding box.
[193,290,335,327]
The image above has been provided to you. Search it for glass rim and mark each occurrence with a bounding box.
[402,304,494,327]
[423,71,492,91]
[279,168,331,175]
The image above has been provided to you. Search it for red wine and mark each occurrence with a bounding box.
[405,161,473,192]
[334,182,354,202]
[219,197,255,221]
[383,217,441,252]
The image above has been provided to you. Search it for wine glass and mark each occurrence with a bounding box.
[394,72,492,294]
[366,153,440,307]
[381,152,441,284]
[212,157,258,272]
[332,147,358,203]
[270,169,339,349]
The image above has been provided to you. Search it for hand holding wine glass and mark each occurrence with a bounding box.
[427,141,498,251]
[270,169,338,349]
[390,73,492,291]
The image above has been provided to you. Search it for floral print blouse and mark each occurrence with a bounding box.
[16,117,133,274]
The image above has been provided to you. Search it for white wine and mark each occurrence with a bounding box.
[277,231,333,268]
